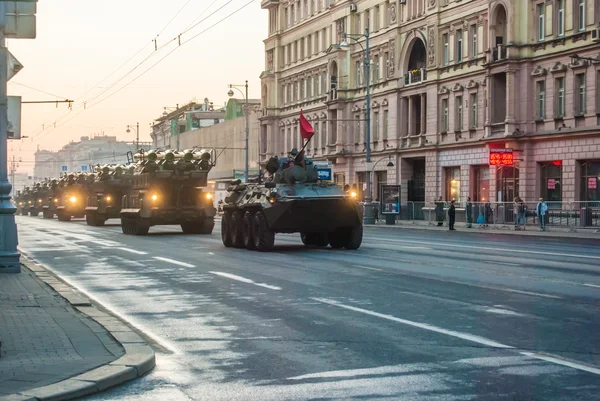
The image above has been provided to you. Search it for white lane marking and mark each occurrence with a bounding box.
[398,246,432,250]
[26,258,179,354]
[153,256,195,268]
[354,265,384,272]
[117,247,147,255]
[378,238,600,260]
[484,308,525,317]
[209,271,282,291]
[583,283,600,289]
[520,352,600,376]
[287,364,420,380]
[314,297,600,376]
[492,287,561,299]
[312,297,512,349]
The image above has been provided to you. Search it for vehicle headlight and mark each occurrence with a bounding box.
[53,198,58,203]
[151,194,158,201]
[350,191,357,198]
[205,193,213,200]
[38,199,43,203]
[70,196,77,203]
[105,196,112,202]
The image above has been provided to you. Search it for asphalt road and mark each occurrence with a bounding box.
[15,215,600,401]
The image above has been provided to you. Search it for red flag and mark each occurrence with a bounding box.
[299,110,314,141]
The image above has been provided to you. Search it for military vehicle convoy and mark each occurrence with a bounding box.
[14,190,26,215]
[221,149,363,252]
[56,173,95,221]
[120,148,216,235]
[41,179,60,219]
[28,182,49,217]
[85,164,133,226]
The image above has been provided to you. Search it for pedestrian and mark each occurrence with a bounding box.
[513,197,521,229]
[484,203,493,225]
[536,197,548,231]
[519,198,527,230]
[448,200,456,231]
[435,196,444,226]
[466,197,473,228]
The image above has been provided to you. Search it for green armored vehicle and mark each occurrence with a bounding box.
[41,179,61,219]
[221,149,363,252]
[29,182,49,217]
[20,187,34,215]
[85,164,134,226]
[120,148,216,235]
[14,190,25,215]
[56,173,95,221]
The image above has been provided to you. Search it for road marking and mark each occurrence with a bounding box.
[117,247,147,255]
[209,271,282,291]
[484,308,525,317]
[378,238,600,260]
[492,288,561,299]
[313,297,600,376]
[153,257,195,268]
[354,265,384,272]
[398,246,432,250]
[583,283,600,289]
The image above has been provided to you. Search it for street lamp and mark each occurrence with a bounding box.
[338,28,375,224]
[228,80,249,183]
[126,122,140,152]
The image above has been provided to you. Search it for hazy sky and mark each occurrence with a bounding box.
[8,0,267,173]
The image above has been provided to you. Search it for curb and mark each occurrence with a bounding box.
[1,257,156,401]
[365,222,600,240]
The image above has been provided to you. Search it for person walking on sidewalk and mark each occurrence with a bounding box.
[435,196,445,226]
[448,200,456,231]
[536,197,548,231]
[466,197,473,228]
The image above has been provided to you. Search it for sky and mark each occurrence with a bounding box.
[8,0,267,174]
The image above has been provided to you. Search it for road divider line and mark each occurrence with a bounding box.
[583,283,600,289]
[209,271,282,291]
[313,297,600,376]
[354,265,384,272]
[153,256,195,268]
[117,247,147,255]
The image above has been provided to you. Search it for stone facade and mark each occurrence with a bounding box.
[260,0,600,204]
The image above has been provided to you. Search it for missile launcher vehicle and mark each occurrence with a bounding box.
[14,190,25,215]
[41,179,61,219]
[28,182,49,217]
[120,148,216,235]
[221,149,363,252]
[56,173,95,222]
[20,187,34,215]
[85,164,134,226]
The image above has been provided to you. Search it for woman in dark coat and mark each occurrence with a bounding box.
[435,196,444,226]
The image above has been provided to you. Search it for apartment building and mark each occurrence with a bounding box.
[260,0,600,204]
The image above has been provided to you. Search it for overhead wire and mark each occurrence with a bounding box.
[155,0,194,39]
[8,82,69,99]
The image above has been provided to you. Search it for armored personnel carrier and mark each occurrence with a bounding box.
[120,148,216,235]
[221,149,363,252]
[41,179,61,219]
[56,173,95,221]
[85,164,134,226]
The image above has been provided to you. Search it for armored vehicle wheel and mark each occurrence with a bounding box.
[221,213,233,247]
[122,217,149,235]
[301,233,328,247]
[253,212,274,252]
[242,211,256,250]
[328,232,345,249]
[29,211,39,217]
[57,212,71,222]
[181,218,214,234]
[43,210,54,219]
[343,226,363,250]
[300,233,314,246]
[230,211,245,248]
[199,217,214,234]
[86,213,105,227]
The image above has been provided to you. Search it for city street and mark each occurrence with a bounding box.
[15,215,600,401]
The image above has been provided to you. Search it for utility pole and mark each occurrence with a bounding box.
[245,80,249,184]
[0,3,20,272]
[136,121,139,152]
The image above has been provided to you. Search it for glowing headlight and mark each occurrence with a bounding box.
[53,198,58,203]
[18,202,23,206]
[28,201,32,204]
[105,196,112,202]
[350,191,357,198]
[151,194,158,201]
[70,196,77,203]
[205,193,213,200]
[38,199,43,203]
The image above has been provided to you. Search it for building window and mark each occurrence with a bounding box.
[456,96,463,131]
[373,111,379,141]
[314,74,319,96]
[291,4,295,25]
[581,161,600,201]
[384,52,389,79]
[307,35,312,56]
[557,0,565,37]
[471,25,477,58]
[299,38,304,59]
[384,3,390,27]
[306,77,312,98]
[441,99,449,132]
[473,166,489,202]
[537,3,545,41]
[284,7,289,28]
[470,93,478,128]
[576,73,586,115]
[354,114,361,143]
[456,29,463,62]
[536,80,545,119]
[303,0,308,19]
[445,167,461,202]
[355,60,361,87]
[578,0,585,31]
[373,56,379,82]
[556,77,565,118]
[281,84,286,104]
[373,6,379,31]
[311,0,315,15]
[383,110,388,140]
[541,162,562,202]
[321,72,326,94]
[442,34,449,66]
[287,83,292,103]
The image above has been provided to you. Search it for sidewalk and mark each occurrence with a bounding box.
[369,220,600,240]
[0,260,155,401]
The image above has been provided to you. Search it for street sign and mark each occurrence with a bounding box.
[61,166,67,172]
[7,50,23,81]
[3,1,37,39]
[81,165,87,172]
[7,95,20,139]
[489,148,514,166]
[317,167,332,181]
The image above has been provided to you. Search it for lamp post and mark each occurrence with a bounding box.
[339,28,375,224]
[126,122,140,152]
[228,80,249,183]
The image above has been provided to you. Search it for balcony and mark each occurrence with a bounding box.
[492,44,507,62]
[404,69,427,85]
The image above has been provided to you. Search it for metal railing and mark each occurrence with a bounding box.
[404,69,427,85]
[368,201,600,229]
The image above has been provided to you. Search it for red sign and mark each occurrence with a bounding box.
[589,177,597,190]
[489,149,514,166]
[547,178,556,190]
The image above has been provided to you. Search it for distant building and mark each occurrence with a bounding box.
[225,98,262,121]
[33,136,143,180]
[9,172,33,195]
[151,99,226,150]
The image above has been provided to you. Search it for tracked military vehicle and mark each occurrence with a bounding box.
[120,148,216,235]
[85,164,134,226]
[221,149,363,252]
[41,179,61,219]
[56,173,95,221]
